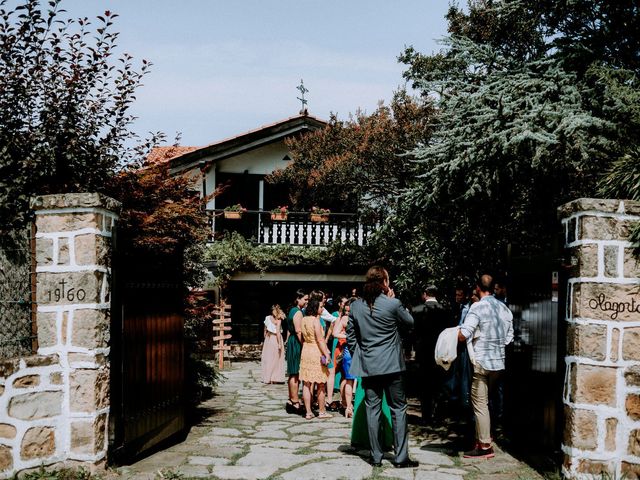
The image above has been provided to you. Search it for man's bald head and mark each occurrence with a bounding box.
[477,274,494,294]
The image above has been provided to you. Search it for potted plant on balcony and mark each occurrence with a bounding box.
[270,205,289,221]
[223,204,247,219]
[310,206,330,222]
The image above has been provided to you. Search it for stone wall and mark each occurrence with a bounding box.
[0,193,119,478]
[560,198,640,479]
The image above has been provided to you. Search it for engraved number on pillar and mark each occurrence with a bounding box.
[46,279,86,302]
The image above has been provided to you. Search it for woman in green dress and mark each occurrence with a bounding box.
[350,379,394,450]
[285,289,308,414]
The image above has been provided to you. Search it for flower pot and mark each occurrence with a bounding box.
[310,213,329,222]
[270,212,288,221]
[224,211,243,220]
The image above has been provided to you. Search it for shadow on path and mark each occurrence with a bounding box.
[110,361,547,480]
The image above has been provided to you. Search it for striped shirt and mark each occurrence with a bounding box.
[459,295,514,371]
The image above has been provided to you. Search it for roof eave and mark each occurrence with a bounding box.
[168,115,326,174]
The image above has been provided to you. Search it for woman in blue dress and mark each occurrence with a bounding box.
[332,298,356,416]
[284,289,308,414]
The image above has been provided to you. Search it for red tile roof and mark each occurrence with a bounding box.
[146,113,327,172]
[146,146,199,165]
[197,113,326,152]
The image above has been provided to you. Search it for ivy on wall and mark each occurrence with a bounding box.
[204,233,377,287]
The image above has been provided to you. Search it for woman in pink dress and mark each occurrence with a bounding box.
[261,305,286,384]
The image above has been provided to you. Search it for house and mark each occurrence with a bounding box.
[152,113,325,210]
[151,112,374,344]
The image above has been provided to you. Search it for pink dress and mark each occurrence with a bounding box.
[261,315,285,383]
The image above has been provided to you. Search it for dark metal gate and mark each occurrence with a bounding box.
[109,228,185,462]
[503,252,566,457]
[0,226,37,359]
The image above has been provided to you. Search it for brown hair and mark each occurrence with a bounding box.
[306,295,323,318]
[362,265,389,309]
[271,304,285,321]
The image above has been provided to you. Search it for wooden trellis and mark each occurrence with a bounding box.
[212,301,232,370]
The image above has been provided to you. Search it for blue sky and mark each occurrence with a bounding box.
[62,1,450,146]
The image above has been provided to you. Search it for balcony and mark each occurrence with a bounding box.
[207,210,377,246]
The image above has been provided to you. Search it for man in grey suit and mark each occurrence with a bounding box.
[347,266,418,468]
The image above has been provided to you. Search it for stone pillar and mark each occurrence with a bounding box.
[31,193,119,467]
[560,198,640,479]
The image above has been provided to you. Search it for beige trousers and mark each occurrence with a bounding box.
[470,364,502,445]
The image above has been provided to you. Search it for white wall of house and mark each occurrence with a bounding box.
[202,141,292,210]
[216,142,291,175]
[204,168,216,210]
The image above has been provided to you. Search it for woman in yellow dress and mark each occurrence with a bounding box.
[299,293,332,419]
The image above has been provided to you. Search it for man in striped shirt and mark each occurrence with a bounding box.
[458,274,514,459]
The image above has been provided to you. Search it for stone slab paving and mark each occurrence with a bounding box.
[110,361,544,480]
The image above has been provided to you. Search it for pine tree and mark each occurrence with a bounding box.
[388,0,639,287]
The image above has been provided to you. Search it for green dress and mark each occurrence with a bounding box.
[350,379,393,449]
[285,307,302,375]
[328,311,339,390]
[332,337,341,391]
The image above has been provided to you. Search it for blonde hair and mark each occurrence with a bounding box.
[271,304,285,320]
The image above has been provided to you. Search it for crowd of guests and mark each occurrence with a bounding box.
[259,267,513,466]
[410,275,512,460]
[261,289,357,419]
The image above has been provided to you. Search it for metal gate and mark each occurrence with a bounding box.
[503,252,566,455]
[109,227,185,462]
[0,227,37,359]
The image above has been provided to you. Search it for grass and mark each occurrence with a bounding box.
[18,466,101,480]
[540,469,563,480]
[226,445,250,466]
[154,468,184,480]
[293,445,314,455]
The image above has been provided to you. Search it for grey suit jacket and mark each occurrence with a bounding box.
[347,294,414,378]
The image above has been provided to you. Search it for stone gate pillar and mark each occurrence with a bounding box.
[560,198,640,479]
[32,193,119,468]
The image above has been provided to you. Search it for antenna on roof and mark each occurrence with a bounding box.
[296,79,309,115]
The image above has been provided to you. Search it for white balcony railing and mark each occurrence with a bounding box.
[207,210,377,247]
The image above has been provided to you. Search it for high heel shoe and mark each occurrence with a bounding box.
[345,406,353,418]
[285,400,301,414]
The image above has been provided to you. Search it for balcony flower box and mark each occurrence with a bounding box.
[310,207,330,222]
[223,204,246,219]
[270,206,289,221]
[310,213,329,222]
[271,212,288,221]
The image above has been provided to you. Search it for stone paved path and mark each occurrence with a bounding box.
[113,361,544,480]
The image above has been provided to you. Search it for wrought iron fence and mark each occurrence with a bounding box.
[0,227,37,358]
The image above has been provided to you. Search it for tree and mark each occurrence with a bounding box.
[401,1,640,77]
[542,0,640,75]
[0,0,219,405]
[266,91,435,216]
[104,160,212,286]
[591,65,640,243]
[0,0,150,234]
[389,0,639,290]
